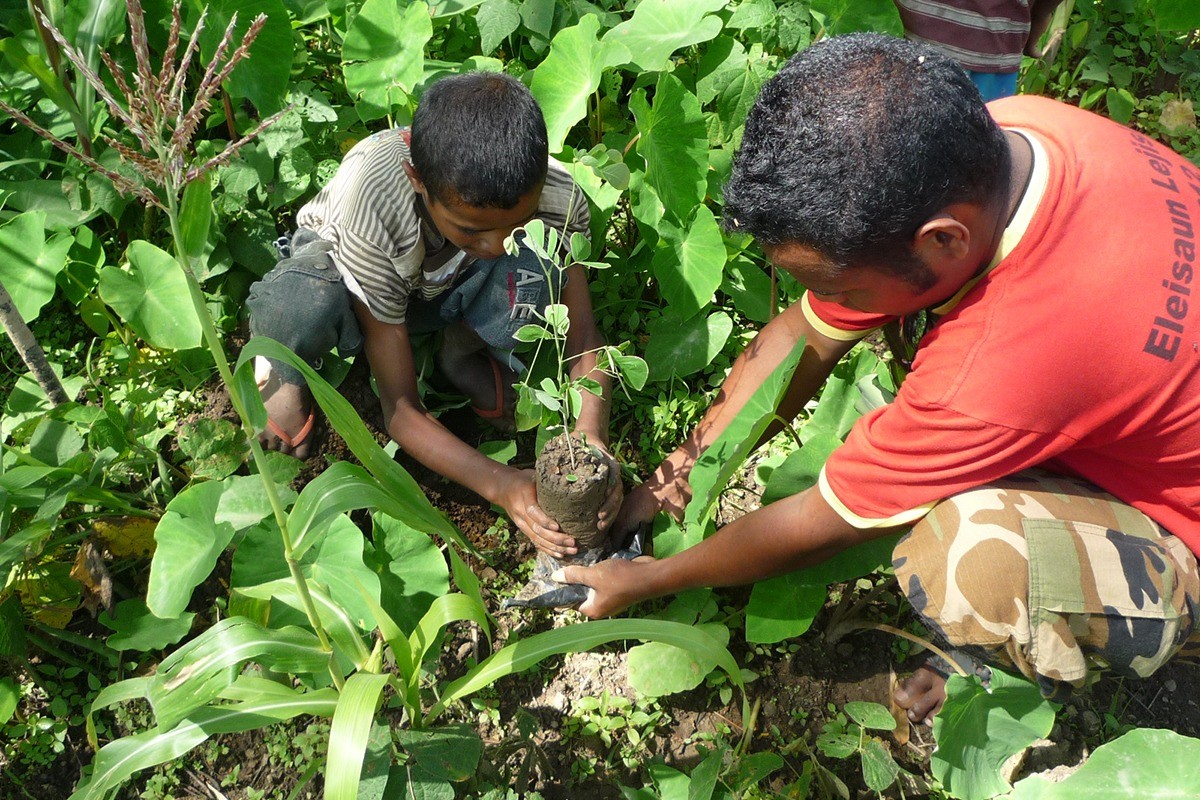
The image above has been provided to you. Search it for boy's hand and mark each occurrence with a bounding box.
[551,557,657,618]
[500,470,578,558]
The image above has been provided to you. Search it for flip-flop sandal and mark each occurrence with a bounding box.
[470,354,510,420]
[266,408,315,450]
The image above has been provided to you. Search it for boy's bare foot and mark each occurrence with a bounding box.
[256,363,316,459]
[893,663,948,726]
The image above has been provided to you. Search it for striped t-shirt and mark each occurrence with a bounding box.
[894,0,1032,73]
[296,128,590,325]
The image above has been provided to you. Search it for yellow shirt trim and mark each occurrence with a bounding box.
[818,467,936,529]
[800,292,878,342]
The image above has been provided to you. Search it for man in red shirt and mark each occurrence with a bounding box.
[554,33,1200,723]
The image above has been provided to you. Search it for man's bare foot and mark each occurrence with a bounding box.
[256,365,316,458]
[894,663,948,726]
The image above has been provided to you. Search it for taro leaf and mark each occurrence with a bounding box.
[801,347,882,444]
[69,680,338,800]
[395,724,483,782]
[809,0,903,36]
[100,598,194,652]
[101,241,202,350]
[475,0,521,54]
[745,535,898,644]
[683,337,806,528]
[530,15,624,154]
[92,516,158,558]
[631,73,708,224]
[696,35,748,104]
[721,254,773,323]
[428,0,486,15]
[0,211,73,322]
[232,513,381,632]
[199,0,292,114]
[176,418,246,481]
[601,0,727,73]
[519,0,554,40]
[0,676,18,725]
[626,622,730,697]
[652,204,725,319]
[147,618,328,732]
[147,476,285,618]
[29,418,84,466]
[760,431,842,505]
[931,670,1057,800]
[1009,728,1200,799]
[644,310,733,382]
[343,0,431,123]
[1152,0,1200,31]
[861,736,900,793]
[846,701,898,732]
[367,513,450,635]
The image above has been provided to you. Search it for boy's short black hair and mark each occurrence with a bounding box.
[411,72,549,209]
[723,33,1010,286]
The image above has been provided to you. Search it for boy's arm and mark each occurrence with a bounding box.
[559,482,891,618]
[351,298,579,558]
[1026,0,1064,58]
[561,263,611,446]
[616,299,857,532]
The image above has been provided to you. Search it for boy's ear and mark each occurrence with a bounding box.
[402,161,425,195]
[912,213,970,264]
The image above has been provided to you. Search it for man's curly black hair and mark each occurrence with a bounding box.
[411,71,548,209]
[723,33,1010,288]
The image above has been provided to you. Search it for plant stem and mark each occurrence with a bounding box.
[165,193,343,689]
[0,279,70,405]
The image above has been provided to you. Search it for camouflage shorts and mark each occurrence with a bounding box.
[894,470,1200,700]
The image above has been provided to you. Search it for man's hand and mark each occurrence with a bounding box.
[498,469,577,558]
[551,556,658,618]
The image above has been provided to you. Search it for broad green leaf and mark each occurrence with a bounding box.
[100,241,202,350]
[148,618,329,731]
[1106,87,1136,125]
[684,337,806,528]
[70,683,338,800]
[644,310,733,382]
[394,724,482,782]
[932,670,1057,800]
[801,347,882,444]
[288,461,416,560]
[632,74,708,223]
[721,254,774,323]
[236,576,372,668]
[519,0,554,39]
[427,618,745,724]
[29,418,84,466]
[602,0,728,73]
[530,16,624,154]
[369,513,451,635]
[652,205,725,319]
[146,482,236,618]
[199,0,293,114]
[476,0,521,54]
[845,701,897,732]
[0,38,77,115]
[176,417,246,481]
[626,622,730,697]
[1152,0,1200,31]
[1010,728,1200,799]
[236,339,467,552]
[343,0,431,122]
[0,677,18,726]
[760,432,842,505]
[327,673,390,800]
[860,736,900,793]
[100,599,195,652]
[810,0,903,36]
[178,173,212,264]
[0,211,73,321]
[411,593,490,672]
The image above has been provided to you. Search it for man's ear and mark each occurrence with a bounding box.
[912,214,970,264]
[402,161,425,194]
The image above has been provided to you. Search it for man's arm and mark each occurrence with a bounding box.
[352,298,577,557]
[559,483,887,618]
[617,299,858,529]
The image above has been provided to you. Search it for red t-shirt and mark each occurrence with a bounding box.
[808,96,1200,555]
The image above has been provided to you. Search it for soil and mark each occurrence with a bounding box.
[535,432,620,552]
[5,362,1200,800]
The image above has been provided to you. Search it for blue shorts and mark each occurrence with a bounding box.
[967,70,1019,103]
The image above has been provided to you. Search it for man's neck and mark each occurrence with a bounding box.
[1003,130,1034,227]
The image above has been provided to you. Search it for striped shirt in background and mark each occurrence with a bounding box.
[296,128,590,325]
[894,0,1032,73]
